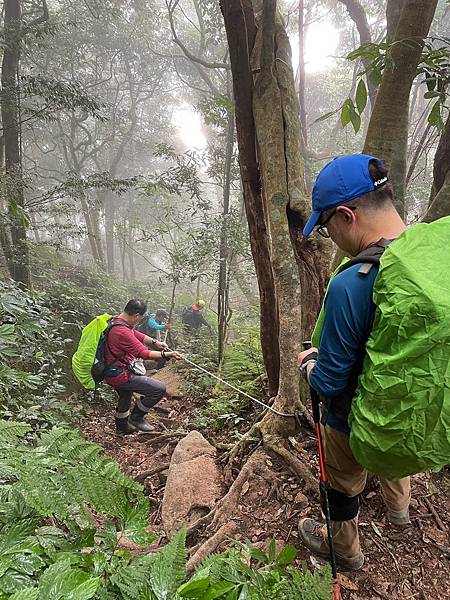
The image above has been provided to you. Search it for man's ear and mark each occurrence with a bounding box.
[336,206,356,223]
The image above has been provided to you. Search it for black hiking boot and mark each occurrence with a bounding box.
[129,405,155,433]
[115,416,138,436]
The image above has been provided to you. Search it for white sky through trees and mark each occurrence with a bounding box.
[174,18,339,151]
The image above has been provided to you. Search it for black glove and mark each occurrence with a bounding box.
[299,351,318,379]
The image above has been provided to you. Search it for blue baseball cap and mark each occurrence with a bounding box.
[302,154,388,237]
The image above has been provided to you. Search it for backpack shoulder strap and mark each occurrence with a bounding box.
[338,238,392,276]
[104,321,132,364]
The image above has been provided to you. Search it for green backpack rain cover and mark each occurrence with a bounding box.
[314,217,450,479]
[72,314,112,390]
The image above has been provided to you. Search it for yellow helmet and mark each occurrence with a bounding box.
[196,299,205,309]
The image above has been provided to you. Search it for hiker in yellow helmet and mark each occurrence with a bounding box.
[181,299,212,334]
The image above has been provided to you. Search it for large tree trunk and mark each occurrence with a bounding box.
[297,0,307,148]
[91,197,105,268]
[273,19,333,342]
[363,0,438,217]
[78,193,104,269]
[128,225,135,280]
[1,0,31,287]
[252,0,306,432]
[386,0,406,41]
[220,0,279,396]
[423,112,450,222]
[104,197,116,273]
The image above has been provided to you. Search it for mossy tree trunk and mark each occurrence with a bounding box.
[220,0,280,396]
[363,0,438,217]
[223,0,331,437]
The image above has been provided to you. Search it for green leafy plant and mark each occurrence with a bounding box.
[189,327,265,431]
[0,419,332,599]
[0,282,73,429]
[177,539,332,600]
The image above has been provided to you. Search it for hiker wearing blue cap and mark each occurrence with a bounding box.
[297,154,411,571]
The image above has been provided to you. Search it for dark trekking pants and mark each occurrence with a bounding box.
[114,375,166,419]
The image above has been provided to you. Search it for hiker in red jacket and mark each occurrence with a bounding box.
[105,299,182,435]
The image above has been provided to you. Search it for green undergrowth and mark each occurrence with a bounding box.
[181,327,266,432]
[0,267,174,429]
[0,419,331,600]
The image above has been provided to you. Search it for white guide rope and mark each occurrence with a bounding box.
[180,355,295,419]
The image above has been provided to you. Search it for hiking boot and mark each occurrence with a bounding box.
[129,404,155,432]
[387,508,410,527]
[128,415,155,432]
[298,518,364,571]
[115,417,137,436]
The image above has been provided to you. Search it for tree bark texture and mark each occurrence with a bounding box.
[423,112,450,222]
[273,20,333,341]
[1,0,31,286]
[297,0,307,147]
[220,0,280,396]
[363,0,438,217]
[252,0,306,430]
[386,0,406,41]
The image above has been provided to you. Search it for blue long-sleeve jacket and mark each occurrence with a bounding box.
[309,263,378,434]
[147,316,165,331]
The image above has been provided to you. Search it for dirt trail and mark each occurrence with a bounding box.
[80,366,450,599]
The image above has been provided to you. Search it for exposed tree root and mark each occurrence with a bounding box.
[222,424,261,484]
[134,463,169,483]
[296,407,314,431]
[214,442,233,451]
[185,510,216,539]
[263,435,316,492]
[207,449,268,535]
[134,431,186,445]
[186,521,238,573]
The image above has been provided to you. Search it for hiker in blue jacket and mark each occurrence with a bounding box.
[147,309,169,341]
[297,154,411,572]
[136,308,168,341]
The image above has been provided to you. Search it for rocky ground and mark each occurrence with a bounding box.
[81,366,450,599]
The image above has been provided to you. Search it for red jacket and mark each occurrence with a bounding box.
[104,317,152,386]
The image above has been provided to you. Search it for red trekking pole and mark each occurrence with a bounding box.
[303,341,341,600]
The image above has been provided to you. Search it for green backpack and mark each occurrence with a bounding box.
[72,313,112,391]
[313,216,450,479]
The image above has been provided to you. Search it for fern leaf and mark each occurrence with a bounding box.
[0,421,32,445]
[149,529,187,600]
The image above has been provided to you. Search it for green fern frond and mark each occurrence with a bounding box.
[149,529,187,600]
[111,560,152,600]
[0,426,146,521]
[0,421,32,446]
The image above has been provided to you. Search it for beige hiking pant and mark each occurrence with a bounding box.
[322,425,411,559]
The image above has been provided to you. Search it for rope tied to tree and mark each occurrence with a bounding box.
[181,356,296,418]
